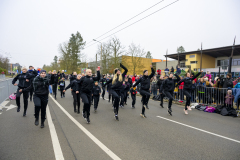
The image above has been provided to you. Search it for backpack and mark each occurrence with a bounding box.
[9,93,16,100]
[215,105,223,114]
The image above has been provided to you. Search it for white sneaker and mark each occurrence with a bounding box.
[188,106,192,111]
[184,109,188,115]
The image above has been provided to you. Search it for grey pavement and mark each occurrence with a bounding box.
[0,81,240,160]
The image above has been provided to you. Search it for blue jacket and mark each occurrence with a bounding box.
[232,88,240,103]
[234,82,240,88]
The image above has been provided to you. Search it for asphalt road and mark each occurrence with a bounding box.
[0,81,240,160]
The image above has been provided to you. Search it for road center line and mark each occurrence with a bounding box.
[49,95,121,160]
[46,105,64,160]
[156,116,240,144]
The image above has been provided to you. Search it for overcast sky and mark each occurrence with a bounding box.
[0,0,240,69]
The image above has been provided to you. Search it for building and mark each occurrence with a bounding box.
[165,45,240,78]
[85,56,162,76]
[8,63,22,72]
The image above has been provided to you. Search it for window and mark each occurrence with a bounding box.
[189,55,195,58]
[190,61,197,64]
[180,63,185,68]
[217,59,240,66]
[194,68,198,71]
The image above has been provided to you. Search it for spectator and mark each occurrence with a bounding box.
[151,76,158,96]
[176,65,181,75]
[157,69,161,75]
[164,67,169,76]
[178,77,184,101]
[170,66,174,74]
[225,90,234,108]
[191,80,197,102]
[205,71,212,81]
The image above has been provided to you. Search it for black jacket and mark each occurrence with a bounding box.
[78,71,100,94]
[157,79,164,90]
[60,73,65,79]
[46,74,52,81]
[100,78,107,86]
[107,79,112,91]
[130,88,137,95]
[92,85,101,96]
[27,69,38,82]
[58,80,65,88]
[177,72,201,90]
[23,76,53,95]
[222,78,233,89]
[65,79,79,92]
[160,74,180,92]
[12,73,35,88]
[124,82,130,91]
[51,74,59,84]
[104,63,128,90]
[128,78,132,87]
[133,68,155,90]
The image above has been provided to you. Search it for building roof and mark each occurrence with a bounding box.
[152,59,162,63]
[165,44,240,61]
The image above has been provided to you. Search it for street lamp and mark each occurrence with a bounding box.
[93,39,102,69]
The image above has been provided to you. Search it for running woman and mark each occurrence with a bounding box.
[160,73,180,116]
[78,68,100,124]
[133,65,155,118]
[157,76,164,108]
[92,81,101,112]
[107,76,113,104]
[100,75,107,100]
[20,70,54,128]
[104,63,128,121]
[51,70,58,100]
[177,71,202,114]
[12,67,35,116]
[130,84,137,108]
[64,75,81,113]
[27,66,38,101]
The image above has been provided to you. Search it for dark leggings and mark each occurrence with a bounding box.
[60,88,65,97]
[29,88,33,100]
[81,92,91,118]
[72,91,80,111]
[34,94,48,122]
[164,91,173,109]
[111,90,121,115]
[183,89,191,110]
[160,92,165,106]
[131,94,136,106]
[140,90,151,114]
[52,84,57,98]
[16,88,29,112]
[93,95,100,109]
[237,98,240,110]
[102,87,105,98]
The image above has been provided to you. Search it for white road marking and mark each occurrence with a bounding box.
[0,100,9,108]
[156,116,240,144]
[0,86,5,89]
[46,105,64,160]
[6,104,17,111]
[50,95,121,160]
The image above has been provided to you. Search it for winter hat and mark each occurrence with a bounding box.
[115,68,120,74]
[143,70,148,74]
[40,70,46,74]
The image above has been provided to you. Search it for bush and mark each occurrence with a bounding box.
[0,67,6,74]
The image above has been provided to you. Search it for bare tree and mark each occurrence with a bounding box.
[122,43,146,75]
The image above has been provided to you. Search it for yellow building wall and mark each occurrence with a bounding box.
[185,53,215,71]
[121,56,153,75]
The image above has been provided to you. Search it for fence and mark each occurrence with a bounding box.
[172,85,240,110]
[0,78,18,105]
[0,74,5,79]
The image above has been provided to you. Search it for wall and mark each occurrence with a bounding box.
[215,55,240,68]
[201,54,216,68]
[121,55,152,76]
[156,60,178,71]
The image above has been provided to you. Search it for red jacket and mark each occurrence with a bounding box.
[179,82,184,89]
[132,76,136,82]
[157,69,161,75]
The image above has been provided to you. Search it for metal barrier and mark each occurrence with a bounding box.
[0,74,5,79]
[0,78,18,104]
[174,85,239,109]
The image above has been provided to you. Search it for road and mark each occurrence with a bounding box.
[0,81,240,160]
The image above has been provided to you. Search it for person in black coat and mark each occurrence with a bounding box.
[104,63,128,121]
[130,85,137,108]
[27,66,38,101]
[21,70,54,128]
[51,70,59,99]
[177,71,202,115]
[157,76,165,108]
[92,81,101,112]
[123,78,130,105]
[133,65,154,118]
[60,70,65,79]
[12,67,35,116]
[78,68,100,124]
[64,75,81,113]
[107,76,113,104]
[58,77,66,98]
[100,75,107,99]
[160,73,180,116]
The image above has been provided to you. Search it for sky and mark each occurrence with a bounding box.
[0,0,240,69]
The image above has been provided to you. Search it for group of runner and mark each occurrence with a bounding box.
[12,63,204,128]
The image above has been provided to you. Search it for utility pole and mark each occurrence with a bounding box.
[200,43,203,71]
[166,49,168,68]
[96,54,97,74]
[228,36,236,73]
[93,39,102,70]
[177,46,180,66]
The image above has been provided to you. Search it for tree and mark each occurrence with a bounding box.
[59,31,86,73]
[0,54,9,73]
[177,46,185,53]
[145,51,152,59]
[122,43,146,75]
[108,37,125,70]
[96,43,111,74]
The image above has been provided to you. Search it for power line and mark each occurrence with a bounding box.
[85,0,165,46]
[84,0,179,50]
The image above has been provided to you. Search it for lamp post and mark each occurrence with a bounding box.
[93,39,102,69]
